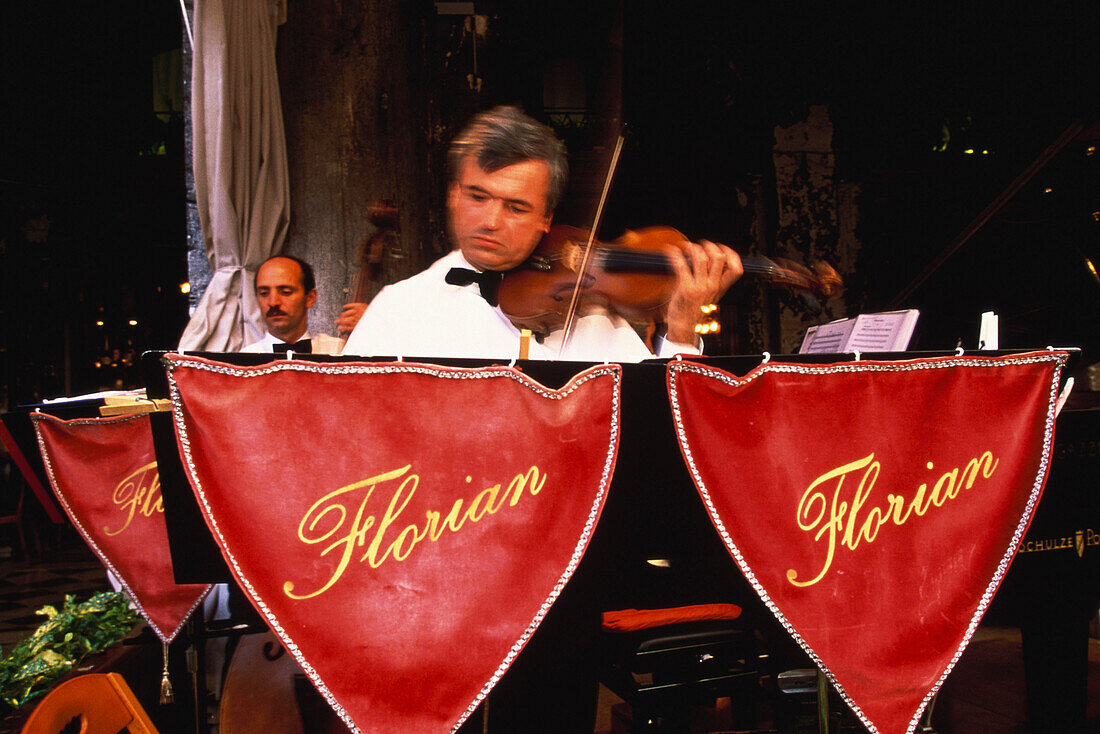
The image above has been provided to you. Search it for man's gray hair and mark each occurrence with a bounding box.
[448,106,568,213]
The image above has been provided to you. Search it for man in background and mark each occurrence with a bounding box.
[243,255,342,354]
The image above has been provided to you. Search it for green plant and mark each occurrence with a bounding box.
[0,590,141,709]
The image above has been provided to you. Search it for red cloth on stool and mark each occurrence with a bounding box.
[602,603,743,632]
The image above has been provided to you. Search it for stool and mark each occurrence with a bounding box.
[775,668,822,734]
[775,668,938,734]
[601,604,761,732]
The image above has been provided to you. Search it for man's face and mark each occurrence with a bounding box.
[447,157,553,271]
[255,257,316,342]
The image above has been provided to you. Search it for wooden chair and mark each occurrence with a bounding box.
[21,672,159,734]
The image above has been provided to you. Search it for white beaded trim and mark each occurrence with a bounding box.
[666,351,1068,734]
[29,411,212,644]
[162,354,623,734]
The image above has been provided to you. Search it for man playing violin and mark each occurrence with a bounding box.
[341,107,743,731]
[342,106,743,360]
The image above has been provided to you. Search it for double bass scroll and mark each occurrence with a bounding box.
[338,201,400,338]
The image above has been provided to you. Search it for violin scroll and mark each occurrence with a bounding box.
[338,200,401,337]
[749,254,844,301]
[812,261,844,298]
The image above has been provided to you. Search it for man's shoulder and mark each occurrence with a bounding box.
[387,251,461,289]
[343,250,490,357]
[370,251,462,303]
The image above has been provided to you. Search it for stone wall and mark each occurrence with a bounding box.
[181,0,210,314]
[771,105,859,352]
[276,0,443,337]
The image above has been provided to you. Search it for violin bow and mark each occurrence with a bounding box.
[559,133,627,354]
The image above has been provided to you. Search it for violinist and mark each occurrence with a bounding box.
[341,106,743,361]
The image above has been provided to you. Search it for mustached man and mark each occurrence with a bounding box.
[242,255,343,355]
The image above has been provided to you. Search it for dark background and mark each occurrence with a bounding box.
[0,1,188,403]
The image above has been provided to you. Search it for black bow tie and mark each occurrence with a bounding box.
[273,338,312,354]
[446,267,504,306]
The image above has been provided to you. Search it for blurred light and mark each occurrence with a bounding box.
[1087,145,1097,157]
[981,150,990,155]
[95,320,104,327]
[128,319,138,326]
[963,149,975,155]
[1092,211,1100,222]
[1085,258,1099,286]
[180,282,191,294]
[1044,187,1054,194]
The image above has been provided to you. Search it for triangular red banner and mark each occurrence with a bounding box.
[163,355,621,733]
[667,352,1066,734]
[32,412,211,642]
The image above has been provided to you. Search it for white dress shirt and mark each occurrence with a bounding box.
[342,250,701,362]
[241,331,343,355]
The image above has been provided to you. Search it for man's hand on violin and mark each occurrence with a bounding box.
[664,240,743,346]
[335,302,368,335]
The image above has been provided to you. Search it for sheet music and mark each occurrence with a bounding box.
[800,310,919,354]
[39,388,144,404]
[800,320,856,353]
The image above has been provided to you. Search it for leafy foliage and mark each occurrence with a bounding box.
[0,591,141,709]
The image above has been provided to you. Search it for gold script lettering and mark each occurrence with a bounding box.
[283,465,547,601]
[786,451,997,588]
[104,461,162,536]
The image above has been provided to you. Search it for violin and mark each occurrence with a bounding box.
[496,224,843,339]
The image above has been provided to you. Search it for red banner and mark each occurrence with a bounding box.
[31,413,212,642]
[667,352,1066,734]
[163,355,621,734]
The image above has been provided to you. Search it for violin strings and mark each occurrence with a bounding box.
[560,135,626,353]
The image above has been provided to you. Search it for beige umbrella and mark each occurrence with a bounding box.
[179,0,289,351]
